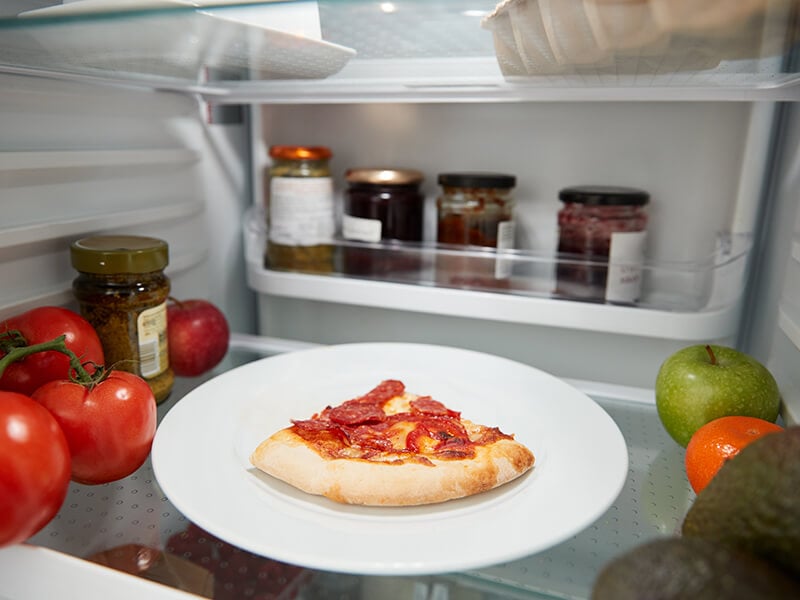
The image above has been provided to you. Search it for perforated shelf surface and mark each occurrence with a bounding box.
[28,352,693,600]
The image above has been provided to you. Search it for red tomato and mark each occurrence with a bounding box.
[0,306,105,396]
[32,371,157,485]
[0,391,71,548]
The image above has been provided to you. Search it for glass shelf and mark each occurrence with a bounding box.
[22,340,692,600]
[1,0,800,102]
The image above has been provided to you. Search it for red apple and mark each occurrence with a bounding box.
[167,298,230,377]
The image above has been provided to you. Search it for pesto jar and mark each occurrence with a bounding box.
[266,145,335,273]
[70,235,174,403]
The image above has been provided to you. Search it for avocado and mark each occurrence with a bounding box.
[591,537,799,599]
[682,425,800,578]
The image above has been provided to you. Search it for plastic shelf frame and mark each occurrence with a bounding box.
[244,207,753,341]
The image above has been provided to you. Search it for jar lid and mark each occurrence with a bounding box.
[559,185,650,206]
[269,145,332,161]
[345,168,424,185]
[438,172,516,189]
[70,235,169,274]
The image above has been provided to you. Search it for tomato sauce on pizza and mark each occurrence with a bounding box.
[290,379,513,465]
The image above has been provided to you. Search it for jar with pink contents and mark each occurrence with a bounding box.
[555,185,649,304]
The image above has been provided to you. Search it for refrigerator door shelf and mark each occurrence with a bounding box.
[249,265,744,341]
[244,211,751,341]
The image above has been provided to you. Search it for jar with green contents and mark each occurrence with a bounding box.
[70,235,174,403]
[266,145,335,273]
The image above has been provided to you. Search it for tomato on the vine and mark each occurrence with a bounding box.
[33,371,157,485]
[0,391,71,548]
[0,306,104,396]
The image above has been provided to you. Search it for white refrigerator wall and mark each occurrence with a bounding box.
[258,101,753,258]
[0,72,255,337]
[253,100,772,389]
[743,102,800,424]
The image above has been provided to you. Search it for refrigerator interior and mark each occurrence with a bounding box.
[1,1,799,598]
[251,99,767,388]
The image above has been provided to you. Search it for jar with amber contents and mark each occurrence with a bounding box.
[266,145,335,274]
[70,235,174,403]
[436,172,516,289]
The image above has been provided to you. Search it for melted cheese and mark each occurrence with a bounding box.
[383,393,414,416]
[386,420,417,450]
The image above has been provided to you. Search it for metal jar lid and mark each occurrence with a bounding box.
[559,185,650,206]
[438,172,516,189]
[70,235,169,274]
[345,168,424,186]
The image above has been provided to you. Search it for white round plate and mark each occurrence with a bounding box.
[152,343,628,575]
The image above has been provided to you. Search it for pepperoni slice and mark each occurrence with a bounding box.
[404,422,430,453]
[410,396,460,418]
[329,401,386,425]
[348,423,396,452]
[357,379,405,404]
[292,422,350,448]
[405,416,473,454]
[328,380,405,425]
[291,418,333,431]
[425,415,470,441]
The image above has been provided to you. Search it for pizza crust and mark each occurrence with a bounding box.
[250,427,534,506]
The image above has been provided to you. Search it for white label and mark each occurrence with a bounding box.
[494,220,515,279]
[137,302,168,378]
[606,230,647,303]
[342,214,382,242]
[268,176,335,245]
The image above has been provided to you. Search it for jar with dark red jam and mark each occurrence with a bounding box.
[436,172,516,289]
[342,168,425,276]
[555,185,649,304]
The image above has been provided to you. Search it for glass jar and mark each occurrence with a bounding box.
[70,235,174,403]
[436,172,516,289]
[342,168,425,276]
[265,145,335,274]
[555,185,649,304]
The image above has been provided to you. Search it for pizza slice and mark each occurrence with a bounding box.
[249,379,535,506]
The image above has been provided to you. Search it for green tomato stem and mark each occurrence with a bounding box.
[0,334,99,386]
[0,329,27,354]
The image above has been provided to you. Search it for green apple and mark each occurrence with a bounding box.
[655,344,781,447]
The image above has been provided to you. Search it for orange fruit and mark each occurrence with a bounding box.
[684,416,783,494]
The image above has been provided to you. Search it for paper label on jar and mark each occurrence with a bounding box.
[343,214,382,243]
[606,230,647,303]
[137,302,169,378]
[269,176,335,245]
[494,220,515,279]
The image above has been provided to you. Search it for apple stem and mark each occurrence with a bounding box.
[168,296,185,310]
[705,344,717,366]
